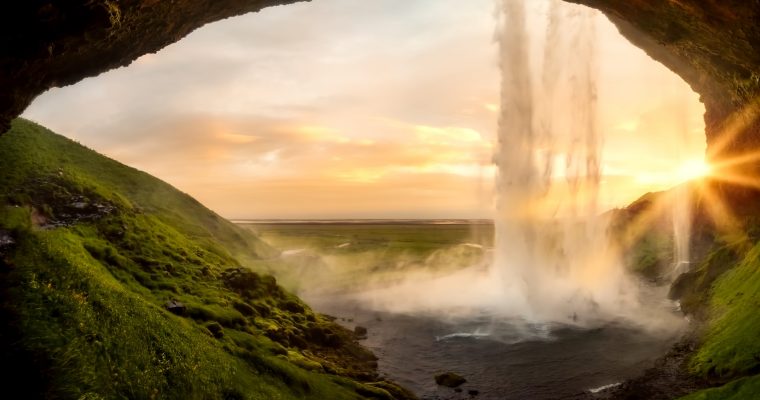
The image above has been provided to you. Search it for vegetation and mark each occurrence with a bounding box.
[676,240,760,399]
[0,119,411,399]
[5,117,760,400]
[243,223,491,292]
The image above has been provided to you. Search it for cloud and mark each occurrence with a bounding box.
[22,0,705,218]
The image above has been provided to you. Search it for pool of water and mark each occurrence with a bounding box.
[306,294,684,400]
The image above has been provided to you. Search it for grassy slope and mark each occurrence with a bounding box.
[0,119,408,399]
[608,188,760,399]
[677,240,760,399]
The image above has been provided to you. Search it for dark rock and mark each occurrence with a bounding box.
[232,301,256,316]
[205,322,224,338]
[164,299,186,315]
[354,326,368,338]
[306,326,343,348]
[288,333,308,349]
[468,389,479,396]
[454,388,462,393]
[252,303,271,317]
[222,267,281,299]
[282,300,305,314]
[435,372,467,388]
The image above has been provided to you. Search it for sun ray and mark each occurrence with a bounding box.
[709,149,760,173]
[615,190,673,250]
[706,98,760,162]
[709,171,760,191]
[693,179,747,244]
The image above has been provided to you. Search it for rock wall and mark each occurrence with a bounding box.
[568,0,760,164]
[1,1,759,166]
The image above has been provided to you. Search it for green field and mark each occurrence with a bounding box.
[241,222,493,293]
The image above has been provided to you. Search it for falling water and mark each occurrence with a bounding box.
[493,0,640,323]
[672,97,693,277]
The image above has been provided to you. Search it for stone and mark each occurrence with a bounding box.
[206,322,224,338]
[164,299,186,315]
[434,372,467,388]
[354,326,368,338]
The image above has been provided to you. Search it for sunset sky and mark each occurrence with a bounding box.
[23,0,705,219]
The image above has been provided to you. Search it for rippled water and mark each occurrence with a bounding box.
[306,294,682,400]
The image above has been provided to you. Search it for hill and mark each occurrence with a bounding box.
[0,118,413,399]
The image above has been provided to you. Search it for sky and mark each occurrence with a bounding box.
[22,0,705,219]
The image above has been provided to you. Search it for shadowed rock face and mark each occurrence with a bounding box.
[1,1,759,163]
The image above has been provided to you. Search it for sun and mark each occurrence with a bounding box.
[675,158,712,182]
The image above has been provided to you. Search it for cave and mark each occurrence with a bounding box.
[1,1,759,162]
[1,1,760,399]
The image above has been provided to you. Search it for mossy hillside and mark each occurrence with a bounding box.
[0,118,277,264]
[0,119,410,399]
[688,241,760,378]
[671,234,760,399]
[679,375,760,400]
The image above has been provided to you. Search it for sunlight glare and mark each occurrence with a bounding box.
[676,158,711,182]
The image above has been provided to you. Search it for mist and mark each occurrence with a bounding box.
[262,0,688,340]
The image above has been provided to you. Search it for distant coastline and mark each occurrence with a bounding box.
[231,218,493,225]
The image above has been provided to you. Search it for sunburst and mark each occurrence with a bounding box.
[616,99,760,251]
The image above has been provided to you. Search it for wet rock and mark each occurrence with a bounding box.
[468,389,479,396]
[354,325,368,339]
[435,372,467,388]
[307,325,343,348]
[0,230,14,248]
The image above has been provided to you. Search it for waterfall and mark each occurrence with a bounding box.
[672,95,693,277]
[493,0,639,322]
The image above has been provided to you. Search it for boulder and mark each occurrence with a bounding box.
[434,372,467,388]
[354,326,368,339]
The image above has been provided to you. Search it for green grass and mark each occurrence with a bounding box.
[679,375,760,400]
[0,119,409,399]
[243,223,492,291]
[670,236,760,399]
[689,241,760,379]
[248,223,493,256]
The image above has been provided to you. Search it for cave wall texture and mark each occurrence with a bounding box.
[1,0,759,165]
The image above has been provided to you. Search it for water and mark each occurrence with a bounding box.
[492,0,644,322]
[307,292,682,400]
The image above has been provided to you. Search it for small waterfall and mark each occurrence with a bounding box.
[672,96,693,276]
[671,184,691,276]
[493,0,639,322]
